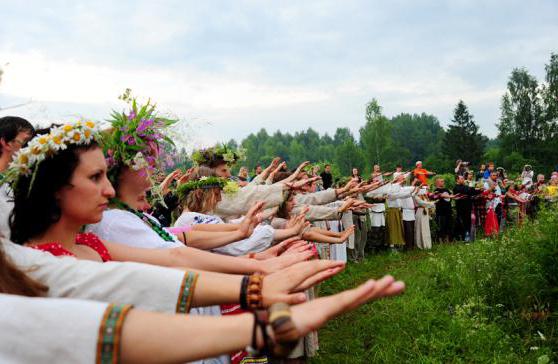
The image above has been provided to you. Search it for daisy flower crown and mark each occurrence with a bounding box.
[0,120,99,190]
[191,144,246,167]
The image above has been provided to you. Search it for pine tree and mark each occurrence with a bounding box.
[442,100,486,165]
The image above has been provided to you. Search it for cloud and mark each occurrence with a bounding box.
[1,0,557,145]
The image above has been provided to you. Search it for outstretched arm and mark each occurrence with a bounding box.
[302,225,355,244]
[121,275,405,363]
[105,239,314,275]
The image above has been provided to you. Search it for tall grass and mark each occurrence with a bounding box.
[312,208,558,363]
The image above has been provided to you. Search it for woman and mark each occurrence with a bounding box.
[505,183,528,226]
[482,180,501,237]
[465,171,476,187]
[8,121,310,275]
[521,165,534,187]
[173,169,311,256]
[414,187,435,249]
[236,166,249,187]
[352,167,362,183]
[371,164,392,184]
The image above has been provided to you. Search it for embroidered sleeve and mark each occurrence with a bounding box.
[176,271,199,314]
[96,303,133,364]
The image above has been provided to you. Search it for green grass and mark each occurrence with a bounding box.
[311,209,558,364]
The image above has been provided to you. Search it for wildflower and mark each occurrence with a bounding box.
[137,118,154,133]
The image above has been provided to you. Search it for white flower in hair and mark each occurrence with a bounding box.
[131,152,149,170]
[223,151,235,163]
[199,176,209,181]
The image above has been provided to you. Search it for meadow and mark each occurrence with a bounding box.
[312,208,557,363]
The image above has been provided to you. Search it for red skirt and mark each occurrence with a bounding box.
[484,208,499,236]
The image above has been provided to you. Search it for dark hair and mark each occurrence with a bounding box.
[9,142,100,244]
[324,164,331,168]
[276,192,294,219]
[203,157,226,169]
[273,171,292,184]
[0,244,48,296]
[0,116,35,156]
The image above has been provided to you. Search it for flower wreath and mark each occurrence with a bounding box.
[176,176,240,200]
[191,144,246,167]
[0,120,100,193]
[102,92,178,180]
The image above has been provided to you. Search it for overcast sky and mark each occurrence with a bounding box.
[1,0,557,147]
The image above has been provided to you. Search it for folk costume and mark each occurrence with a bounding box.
[414,191,435,249]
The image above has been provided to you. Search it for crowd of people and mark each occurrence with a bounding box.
[0,100,406,364]
[230,157,558,264]
[1,95,556,362]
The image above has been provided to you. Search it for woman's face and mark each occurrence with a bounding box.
[373,165,380,173]
[56,148,115,225]
[352,168,358,176]
[286,196,296,214]
[118,167,153,209]
[215,163,232,178]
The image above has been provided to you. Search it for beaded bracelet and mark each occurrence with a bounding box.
[267,302,299,357]
[246,304,299,358]
[246,273,264,309]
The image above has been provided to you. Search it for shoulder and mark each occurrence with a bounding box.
[76,233,112,262]
[30,242,75,258]
[87,209,149,240]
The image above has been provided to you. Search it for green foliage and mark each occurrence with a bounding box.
[359,99,396,168]
[431,172,456,190]
[443,100,487,165]
[483,146,501,166]
[175,176,227,201]
[497,53,558,173]
[312,208,558,363]
[191,143,246,167]
[234,101,453,176]
[390,112,445,167]
[503,151,531,173]
[334,137,365,176]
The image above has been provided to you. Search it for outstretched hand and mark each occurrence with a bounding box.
[255,236,310,260]
[238,201,266,238]
[290,275,405,335]
[260,250,315,275]
[262,260,346,306]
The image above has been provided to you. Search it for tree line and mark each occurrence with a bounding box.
[221,53,557,179]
